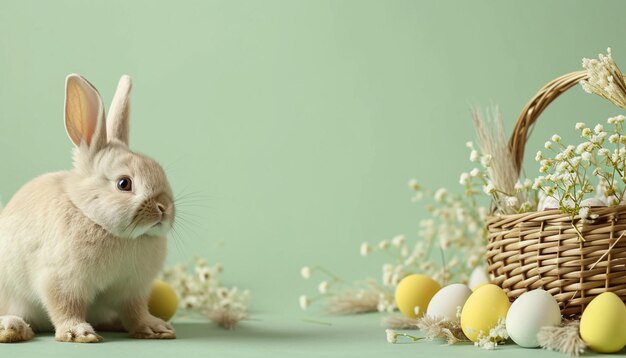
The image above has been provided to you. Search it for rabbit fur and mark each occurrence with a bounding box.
[0,74,176,343]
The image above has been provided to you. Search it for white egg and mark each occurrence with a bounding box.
[580,198,606,207]
[538,196,560,211]
[426,284,472,321]
[505,289,561,348]
[468,266,490,290]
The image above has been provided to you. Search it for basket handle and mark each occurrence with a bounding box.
[508,70,589,176]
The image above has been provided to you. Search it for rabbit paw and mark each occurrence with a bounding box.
[130,317,176,339]
[0,315,35,343]
[55,322,102,343]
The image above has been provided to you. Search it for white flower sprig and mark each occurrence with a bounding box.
[298,266,395,314]
[464,141,537,215]
[299,142,499,313]
[299,265,393,313]
[161,258,250,329]
[534,131,596,218]
[385,329,424,344]
[470,107,532,214]
[533,117,626,234]
[362,179,489,288]
[580,48,626,110]
[474,318,509,350]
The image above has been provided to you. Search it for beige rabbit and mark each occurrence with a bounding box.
[0,74,176,343]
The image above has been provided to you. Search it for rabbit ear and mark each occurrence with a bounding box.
[64,74,107,152]
[107,75,132,146]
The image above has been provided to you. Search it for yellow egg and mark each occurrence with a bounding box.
[580,292,626,353]
[148,279,179,321]
[460,284,511,342]
[394,274,441,318]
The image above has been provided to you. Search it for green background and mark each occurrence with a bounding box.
[1,0,625,356]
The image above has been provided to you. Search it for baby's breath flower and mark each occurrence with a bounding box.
[386,329,398,344]
[581,151,592,162]
[408,179,420,191]
[470,168,480,177]
[535,151,543,161]
[162,259,250,328]
[514,181,524,191]
[400,246,409,257]
[470,150,480,162]
[580,48,626,110]
[591,132,607,144]
[439,235,450,250]
[378,240,389,250]
[483,183,496,195]
[504,196,519,207]
[544,141,553,149]
[299,295,310,310]
[582,127,592,137]
[579,206,590,219]
[474,317,508,350]
[382,263,394,273]
[523,178,532,189]
[300,266,312,279]
[480,154,492,167]
[391,235,405,247]
[609,133,620,144]
[382,271,393,286]
[181,295,200,309]
[459,172,470,185]
[594,124,605,134]
[434,188,447,202]
[599,148,610,157]
[197,267,211,282]
[608,115,626,124]
[551,134,561,143]
[360,242,372,256]
[576,122,586,130]
[318,281,329,294]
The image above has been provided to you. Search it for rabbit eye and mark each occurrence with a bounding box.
[116,177,133,192]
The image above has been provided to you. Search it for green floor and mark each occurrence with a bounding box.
[0,313,614,357]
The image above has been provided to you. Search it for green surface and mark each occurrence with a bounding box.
[2,0,626,356]
[0,314,614,357]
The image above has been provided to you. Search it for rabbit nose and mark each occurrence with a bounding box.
[156,203,166,215]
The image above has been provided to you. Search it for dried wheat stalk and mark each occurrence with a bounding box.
[415,316,468,344]
[538,320,586,356]
[326,287,381,315]
[381,314,419,330]
[471,107,519,214]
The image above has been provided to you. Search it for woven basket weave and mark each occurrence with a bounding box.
[485,70,626,317]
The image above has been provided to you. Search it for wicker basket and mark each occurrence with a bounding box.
[485,70,626,317]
